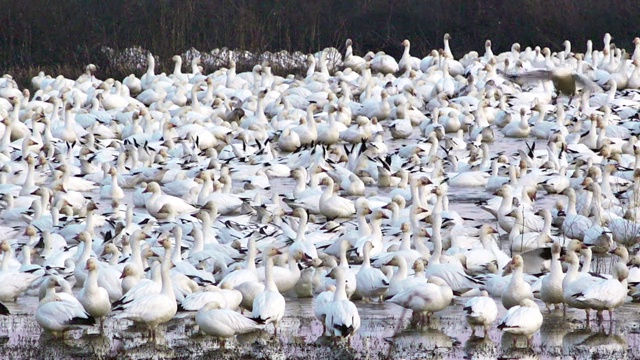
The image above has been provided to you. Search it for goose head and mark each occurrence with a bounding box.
[85,257,99,271]
[609,246,628,259]
[412,258,426,272]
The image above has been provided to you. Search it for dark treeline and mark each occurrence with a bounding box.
[1,0,639,80]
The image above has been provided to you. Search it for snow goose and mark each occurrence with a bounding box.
[112,261,162,311]
[318,177,355,220]
[570,262,628,323]
[369,51,399,74]
[36,276,95,337]
[195,300,262,348]
[219,234,259,289]
[0,240,40,301]
[501,108,531,138]
[256,246,306,294]
[355,241,389,302]
[120,263,143,296]
[388,276,453,325]
[610,247,640,283]
[143,181,197,218]
[288,207,319,260]
[354,209,387,258]
[497,298,543,346]
[507,209,551,254]
[313,284,335,334]
[114,238,177,341]
[501,255,534,310]
[499,67,600,104]
[540,242,565,311]
[424,214,481,293]
[324,266,361,342]
[560,188,591,241]
[562,249,605,322]
[178,285,227,312]
[384,255,411,298]
[252,246,286,335]
[77,257,111,330]
[343,39,366,71]
[464,290,498,337]
[399,39,420,71]
[459,225,502,275]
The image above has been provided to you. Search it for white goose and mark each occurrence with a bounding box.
[256,247,305,294]
[562,249,605,322]
[570,262,628,323]
[388,276,453,325]
[501,255,534,310]
[0,240,40,301]
[497,298,543,346]
[77,257,111,330]
[195,300,262,347]
[539,243,565,311]
[324,267,361,342]
[313,284,335,334]
[319,177,355,219]
[114,238,177,340]
[36,276,95,337]
[251,246,286,335]
[355,241,389,302]
[424,214,480,293]
[143,181,197,218]
[464,290,498,337]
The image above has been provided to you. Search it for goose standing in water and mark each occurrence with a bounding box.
[501,255,534,310]
[77,257,111,331]
[540,243,565,311]
[252,246,286,336]
[114,238,177,341]
[36,277,95,337]
[570,262,628,323]
[388,276,453,325]
[196,301,263,348]
[324,267,361,343]
[497,298,543,346]
[464,290,498,338]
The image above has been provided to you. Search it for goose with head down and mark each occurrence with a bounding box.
[387,275,453,325]
[497,298,543,346]
[195,300,263,348]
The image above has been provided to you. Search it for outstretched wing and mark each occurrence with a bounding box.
[573,73,602,92]
[497,69,553,83]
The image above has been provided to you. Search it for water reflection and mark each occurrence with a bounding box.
[1,297,640,358]
[464,335,498,359]
[564,327,627,358]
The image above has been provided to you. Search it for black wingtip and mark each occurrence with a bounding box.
[0,302,9,315]
[67,315,96,326]
[333,323,356,337]
[250,316,268,325]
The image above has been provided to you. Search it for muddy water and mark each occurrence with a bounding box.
[2,125,638,359]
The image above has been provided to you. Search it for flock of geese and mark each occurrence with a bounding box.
[1,32,640,351]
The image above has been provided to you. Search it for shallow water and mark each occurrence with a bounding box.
[2,296,639,359]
